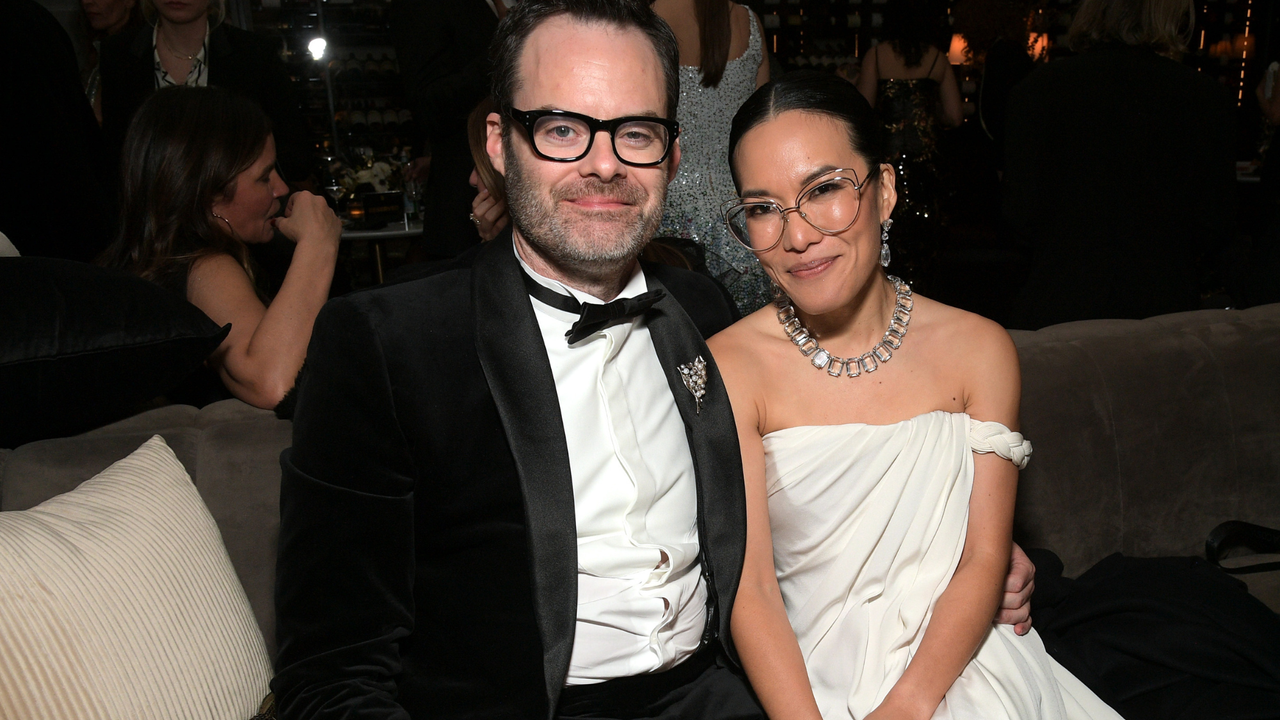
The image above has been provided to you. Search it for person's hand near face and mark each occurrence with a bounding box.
[192,133,340,409]
[469,167,510,242]
[274,191,343,251]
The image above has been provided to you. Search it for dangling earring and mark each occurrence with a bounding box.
[880,218,893,268]
[211,211,236,238]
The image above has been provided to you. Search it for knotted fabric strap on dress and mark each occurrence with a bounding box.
[521,269,666,344]
[968,419,1033,469]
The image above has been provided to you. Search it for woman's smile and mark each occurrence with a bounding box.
[786,255,839,280]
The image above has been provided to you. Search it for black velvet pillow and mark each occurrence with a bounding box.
[0,257,230,448]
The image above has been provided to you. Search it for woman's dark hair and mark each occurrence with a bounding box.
[490,0,681,121]
[880,0,949,67]
[692,0,732,88]
[99,86,271,289]
[727,71,887,190]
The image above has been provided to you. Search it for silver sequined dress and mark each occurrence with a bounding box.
[659,8,770,315]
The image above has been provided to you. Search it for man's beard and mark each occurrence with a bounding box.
[503,134,665,278]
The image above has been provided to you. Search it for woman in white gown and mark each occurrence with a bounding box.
[706,73,1123,720]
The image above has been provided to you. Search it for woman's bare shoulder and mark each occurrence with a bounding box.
[708,306,780,379]
[914,295,1018,375]
[188,251,245,280]
[186,251,247,291]
[186,252,264,320]
[710,303,772,347]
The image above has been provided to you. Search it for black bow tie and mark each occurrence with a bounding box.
[522,270,665,344]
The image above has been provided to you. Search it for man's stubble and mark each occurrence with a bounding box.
[502,132,666,283]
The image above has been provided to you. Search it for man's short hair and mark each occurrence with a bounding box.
[489,0,681,124]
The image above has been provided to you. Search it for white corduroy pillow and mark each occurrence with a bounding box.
[0,435,272,720]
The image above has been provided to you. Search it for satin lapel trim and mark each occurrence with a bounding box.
[472,240,576,715]
[642,273,748,655]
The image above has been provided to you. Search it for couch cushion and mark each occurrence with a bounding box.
[0,435,272,719]
[0,256,229,448]
[1012,304,1280,579]
[0,399,289,659]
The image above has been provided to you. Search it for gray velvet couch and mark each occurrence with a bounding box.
[2,304,1278,666]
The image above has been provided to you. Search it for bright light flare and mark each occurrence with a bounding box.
[308,37,327,61]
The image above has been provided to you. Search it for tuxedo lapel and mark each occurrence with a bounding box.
[472,240,576,715]
[643,272,748,657]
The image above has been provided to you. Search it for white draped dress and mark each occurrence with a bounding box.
[763,411,1122,720]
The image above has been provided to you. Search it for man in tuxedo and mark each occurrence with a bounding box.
[272,2,1035,718]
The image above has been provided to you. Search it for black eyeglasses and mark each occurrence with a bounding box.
[506,108,680,167]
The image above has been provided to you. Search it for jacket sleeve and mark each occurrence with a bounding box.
[271,295,419,720]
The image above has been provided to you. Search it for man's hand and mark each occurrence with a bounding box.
[996,543,1035,635]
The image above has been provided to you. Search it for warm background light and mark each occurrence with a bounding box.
[948,34,969,65]
[1029,33,1049,61]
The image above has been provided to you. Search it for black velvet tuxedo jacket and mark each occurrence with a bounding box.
[272,239,748,719]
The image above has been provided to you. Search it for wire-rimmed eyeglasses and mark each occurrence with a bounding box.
[721,168,876,253]
[506,108,680,167]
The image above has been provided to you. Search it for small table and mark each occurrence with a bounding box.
[342,218,423,284]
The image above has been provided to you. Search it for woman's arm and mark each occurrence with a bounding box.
[867,323,1022,720]
[187,191,341,409]
[938,57,964,127]
[710,334,822,720]
[856,45,879,106]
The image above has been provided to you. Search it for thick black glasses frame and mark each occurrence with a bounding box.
[506,108,680,167]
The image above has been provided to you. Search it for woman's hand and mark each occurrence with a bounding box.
[864,697,928,720]
[470,168,509,242]
[273,191,342,250]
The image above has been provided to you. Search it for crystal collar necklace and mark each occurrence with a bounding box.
[775,275,913,378]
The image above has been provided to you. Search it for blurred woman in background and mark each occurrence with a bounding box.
[80,0,139,123]
[652,0,770,315]
[856,0,961,290]
[100,86,340,410]
[100,0,311,185]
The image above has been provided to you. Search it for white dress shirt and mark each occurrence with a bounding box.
[515,243,707,686]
